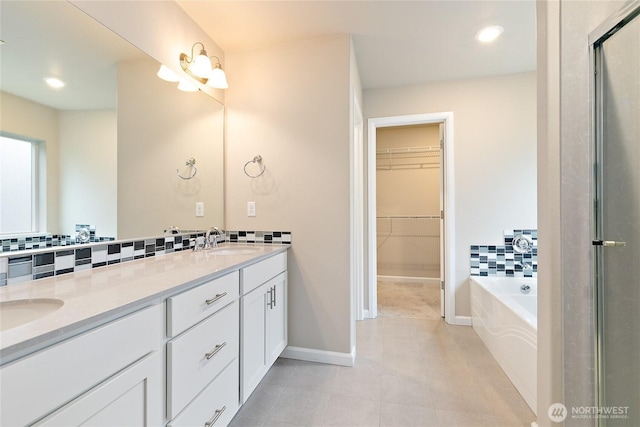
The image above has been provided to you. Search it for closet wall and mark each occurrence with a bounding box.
[377,124,441,279]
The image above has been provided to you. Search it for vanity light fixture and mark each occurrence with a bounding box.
[44,77,65,89]
[179,42,229,89]
[475,25,504,43]
[157,64,180,82]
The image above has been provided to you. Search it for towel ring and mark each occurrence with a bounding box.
[177,157,197,180]
[244,155,266,178]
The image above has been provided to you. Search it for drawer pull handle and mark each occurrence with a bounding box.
[205,342,227,360]
[272,285,277,308]
[204,405,226,426]
[205,292,227,305]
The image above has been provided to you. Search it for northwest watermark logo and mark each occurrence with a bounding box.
[548,403,630,422]
[548,403,567,422]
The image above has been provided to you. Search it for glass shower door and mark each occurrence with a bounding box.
[593,6,640,425]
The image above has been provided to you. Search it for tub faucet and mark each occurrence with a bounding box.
[515,261,533,271]
[204,227,221,249]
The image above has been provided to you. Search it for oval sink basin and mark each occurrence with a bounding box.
[0,298,64,331]
[210,247,261,255]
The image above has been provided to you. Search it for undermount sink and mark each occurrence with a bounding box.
[0,298,64,331]
[209,247,261,255]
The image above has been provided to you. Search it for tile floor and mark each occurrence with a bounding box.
[231,282,536,427]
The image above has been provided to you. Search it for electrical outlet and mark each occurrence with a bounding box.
[247,201,256,217]
[195,202,204,217]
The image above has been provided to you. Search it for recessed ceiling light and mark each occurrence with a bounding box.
[44,77,66,89]
[475,25,504,43]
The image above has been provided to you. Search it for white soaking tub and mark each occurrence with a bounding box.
[470,276,537,415]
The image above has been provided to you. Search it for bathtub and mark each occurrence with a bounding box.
[470,276,537,415]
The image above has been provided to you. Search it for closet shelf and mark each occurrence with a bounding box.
[376,146,439,155]
[377,146,440,170]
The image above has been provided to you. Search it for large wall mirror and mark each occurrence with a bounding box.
[0,1,224,242]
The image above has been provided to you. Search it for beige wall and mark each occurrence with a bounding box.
[536,1,628,424]
[58,110,117,237]
[225,34,355,355]
[365,71,537,318]
[0,91,59,234]
[117,57,224,238]
[376,125,441,278]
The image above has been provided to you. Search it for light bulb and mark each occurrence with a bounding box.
[44,77,65,89]
[475,26,504,43]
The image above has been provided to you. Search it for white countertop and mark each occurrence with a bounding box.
[0,244,288,363]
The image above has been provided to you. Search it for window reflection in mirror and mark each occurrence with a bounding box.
[0,135,38,234]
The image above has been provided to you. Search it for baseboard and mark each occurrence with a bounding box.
[453,315,472,326]
[377,275,440,285]
[280,346,355,367]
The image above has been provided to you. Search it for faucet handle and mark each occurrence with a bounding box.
[193,236,205,251]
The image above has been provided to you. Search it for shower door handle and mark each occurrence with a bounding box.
[592,240,626,247]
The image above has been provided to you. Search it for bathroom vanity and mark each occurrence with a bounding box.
[0,245,288,426]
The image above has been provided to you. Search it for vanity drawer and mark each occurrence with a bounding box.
[168,358,239,427]
[167,270,239,337]
[241,251,287,295]
[166,301,239,419]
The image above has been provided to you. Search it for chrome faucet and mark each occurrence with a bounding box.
[515,261,533,270]
[165,225,181,235]
[204,227,222,249]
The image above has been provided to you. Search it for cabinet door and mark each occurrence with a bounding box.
[241,284,268,403]
[267,272,288,366]
[35,351,163,426]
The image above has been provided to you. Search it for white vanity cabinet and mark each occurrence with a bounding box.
[0,305,163,427]
[166,270,240,426]
[0,246,290,427]
[240,252,288,403]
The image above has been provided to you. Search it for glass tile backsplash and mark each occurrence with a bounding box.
[0,230,291,287]
[470,229,537,278]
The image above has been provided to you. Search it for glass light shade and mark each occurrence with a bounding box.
[177,79,198,92]
[207,65,229,89]
[157,65,180,82]
[191,53,212,78]
[475,25,504,43]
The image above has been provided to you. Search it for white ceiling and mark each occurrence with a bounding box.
[177,0,537,89]
[0,1,146,110]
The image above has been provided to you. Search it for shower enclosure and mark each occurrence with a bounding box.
[591,3,639,425]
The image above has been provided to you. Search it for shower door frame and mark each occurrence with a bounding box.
[589,1,640,421]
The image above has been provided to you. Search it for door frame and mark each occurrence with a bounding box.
[589,1,640,417]
[366,112,455,324]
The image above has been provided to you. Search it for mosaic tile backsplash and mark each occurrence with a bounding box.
[0,230,291,287]
[470,229,537,278]
[1,232,114,253]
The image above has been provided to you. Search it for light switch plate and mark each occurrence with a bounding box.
[195,202,204,217]
[247,201,256,217]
